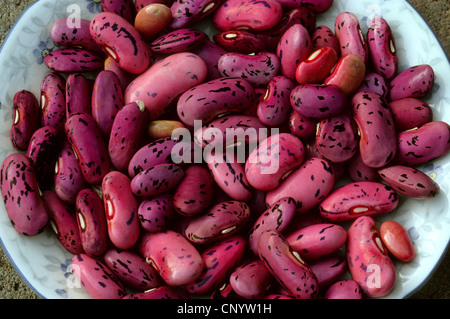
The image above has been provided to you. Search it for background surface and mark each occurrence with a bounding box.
[0,0,449,299]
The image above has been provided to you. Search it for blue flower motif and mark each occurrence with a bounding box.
[33,37,55,64]
[86,0,102,14]
[421,163,443,183]
[60,258,73,279]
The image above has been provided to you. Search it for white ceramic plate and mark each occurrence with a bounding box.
[0,0,449,299]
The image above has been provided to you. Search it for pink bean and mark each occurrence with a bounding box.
[324,279,363,299]
[138,230,204,286]
[10,90,41,152]
[277,23,312,80]
[378,165,439,199]
[125,52,207,120]
[258,230,319,299]
[248,197,297,254]
[319,181,399,222]
[185,200,250,244]
[42,190,83,255]
[102,171,140,250]
[0,153,49,236]
[103,248,162,291]
[90,12,151,74]
[346,216,396,298]
[108,102,150,172]
[186,235,246,295]
[266,157,335,213]
[245,133,305,191]
[71,253,126,299]
[75,188,108,257]
[286,223,347,260]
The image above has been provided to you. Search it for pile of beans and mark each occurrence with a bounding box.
[1,0,449,299]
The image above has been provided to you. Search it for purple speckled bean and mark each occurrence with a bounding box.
[290,84,347,120]
[41,190,83,255]
[388,98,433,131]
[277,24,312,80]
[346,216,396,298]
[308,255,347,288]
[123,286,191,299]
[90,12,150,74]
[367,17,398,80]
[214,29,266,54]
[108,102,149,172]
[286,223,347,261]
[65,113,111,185]
[324,279,363,299]
[26,125,61,191]
[131,163,184,197]
[91,70,124,138]
[193,114,267,150]
[346,152,380,183]
[173,165,214,216]
[54,141,87,204]
[177,77,255,127]
[185,200,250,244]
[0,153,49,236]
[186,235,246,295]
[229,259,273,299]
[288,111,317,140]
[319,181,399,222]
[104,56,134,92]
[150,28,207,54]
[315,111,358,163]
[266,157,335,213]
[258,230,319,299]
[10,90,41,152]
[212,0,283,32]
[44,48,104,73]
[264,294,295,299]
[40,72,66,131]
[248,197,296,255]
[71,253,126,299]
[103,248,162,291]
[75,188,108,257]
[101,0,135,23]
[277,0,334,14]
[218,52,280,87]
[355,72,389,98]
[395,121,450,166]
[245,133,305,191]
[125,52,207,120]
[312,25,340,53]
[207,156,253,201]
[128,137,180,178]
[388,64,435,101]
[169,0,224,29]
[378,165,440,199]
[138,193,174,232]
[50,18,102,52]
[257,76,295,127]
[190,38,227,81]
[102,171,140,250]
[257,7,316,52]
[352,91,397,168]
[65,73,92,118]
[334,12,369,63]
[138,230,204,286]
